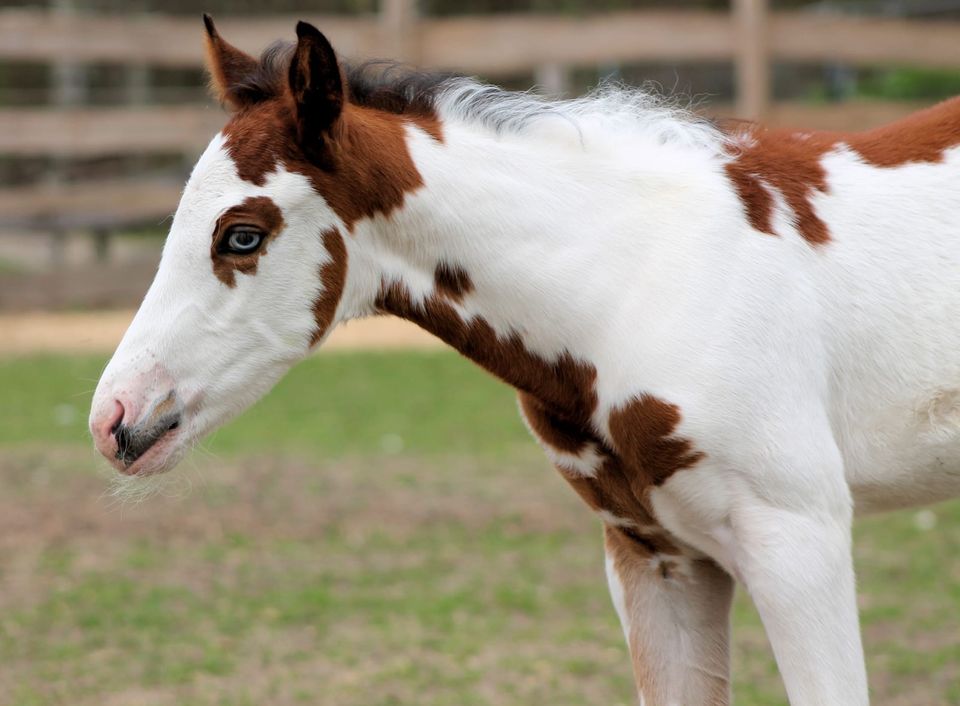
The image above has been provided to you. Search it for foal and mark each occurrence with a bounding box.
[90,17,960,705]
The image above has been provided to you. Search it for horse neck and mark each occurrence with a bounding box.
[341,118,727,409]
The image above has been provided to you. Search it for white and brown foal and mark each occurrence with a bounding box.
[90,17,960,705]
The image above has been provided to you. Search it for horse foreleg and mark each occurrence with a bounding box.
[730,497,867,705]
[604,524,734,706]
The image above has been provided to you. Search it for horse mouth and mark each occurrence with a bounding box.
[115,413,178,462]
[112,413,184,477]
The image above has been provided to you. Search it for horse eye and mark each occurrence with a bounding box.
[224,226,264,254]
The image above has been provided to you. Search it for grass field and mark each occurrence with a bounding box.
[0,352,958,705]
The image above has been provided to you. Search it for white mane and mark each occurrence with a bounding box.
[432,76,729,155]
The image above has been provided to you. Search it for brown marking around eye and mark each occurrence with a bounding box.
[310,227,348,345]
[211,195,285,288]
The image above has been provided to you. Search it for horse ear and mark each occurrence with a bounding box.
[202,13,259,110]
[288,21,344,158]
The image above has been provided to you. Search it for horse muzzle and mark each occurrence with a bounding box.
[91,388,183,476]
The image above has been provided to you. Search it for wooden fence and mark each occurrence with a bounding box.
[1,0,959,237]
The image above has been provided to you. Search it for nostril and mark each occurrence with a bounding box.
[167,418,180,432]
[106,400,125,437]
[115,425,131,457]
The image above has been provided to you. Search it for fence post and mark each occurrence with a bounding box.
[125,0,149,105]
[48,0,88,307]
[381,0,420,64]
[733,0,770,120]
[93,229,110,263]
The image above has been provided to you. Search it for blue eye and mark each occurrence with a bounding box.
[224,226,264,254]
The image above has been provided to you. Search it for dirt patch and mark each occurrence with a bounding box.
[0,310,442,356]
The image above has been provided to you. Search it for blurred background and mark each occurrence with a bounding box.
[1,2,959,705]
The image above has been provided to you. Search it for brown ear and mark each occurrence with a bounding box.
[203,13,259,110]
[288,21,344,162]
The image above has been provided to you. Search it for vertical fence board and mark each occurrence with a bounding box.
[381,0,420,64]
[733,0,770,120]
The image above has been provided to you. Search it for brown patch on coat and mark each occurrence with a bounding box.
[724,95,960,245]
[310,228,348,345]
[223,101,432,232]
[657,557,678,579]
[563,464,680,557]
[724,129,833,246]
[210,195,285,288]
[849,95,960,167]
[381,279,703,544]
[433,262,473,303]
[203,25,446,236]
[375,280,597,419]
[608,395,704,489]
[518,393,592,454]
[407,113,444,143]
[520,391,704,557]
[604,526,679,576]
[615,521,680,558]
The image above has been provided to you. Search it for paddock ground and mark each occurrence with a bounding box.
[0,351,958,706]
[0,310,441,356]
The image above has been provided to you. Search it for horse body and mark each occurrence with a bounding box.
[89,18,960,705]
[813,141,960,511]
[392,102,960,508]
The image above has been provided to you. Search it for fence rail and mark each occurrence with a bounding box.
[0,99,927,160]
[0,106,225,156]
[0,5,957,159]
[2,9,959,71]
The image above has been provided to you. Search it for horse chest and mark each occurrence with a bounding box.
[518,391,701,554]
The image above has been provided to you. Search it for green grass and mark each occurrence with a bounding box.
[0,352,530,456]
[0,352,958,705]
[0,257,27,275]
[0,445,638,706]
[9,525,626,704]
